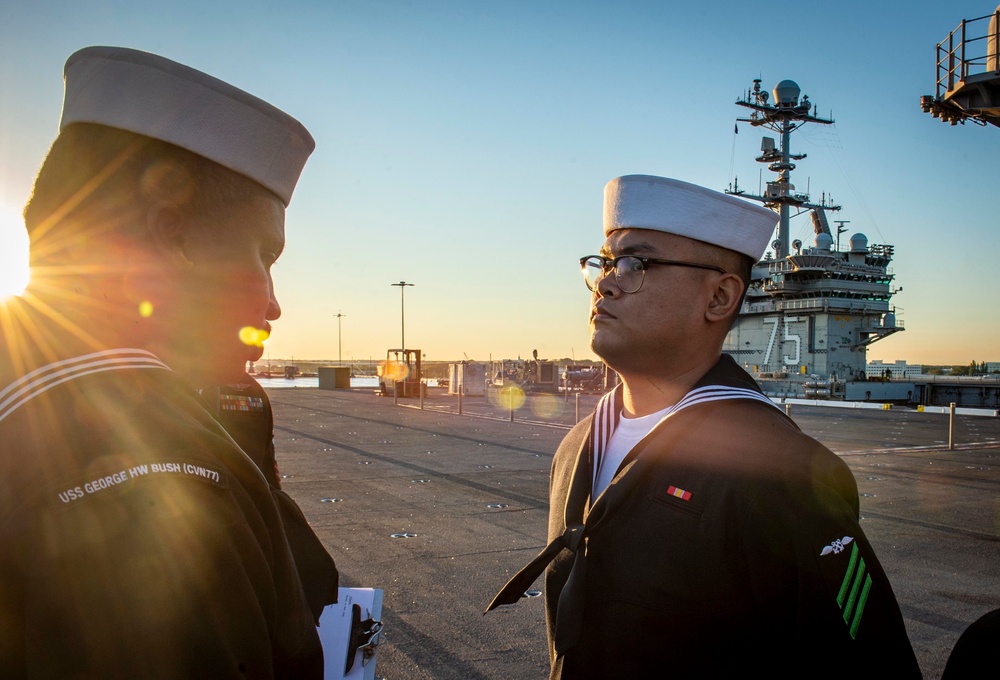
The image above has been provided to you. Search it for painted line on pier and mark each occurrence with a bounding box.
[837,442,1000,456]
[273,424,549,510]
[395,402,575,430]
[269,397,556,456]
[780,398,999,418]
[862,511,1000,543]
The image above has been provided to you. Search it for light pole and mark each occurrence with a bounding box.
[390,281,414,350]
[334,311,346,365]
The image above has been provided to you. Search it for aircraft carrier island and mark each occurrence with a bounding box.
[724,78,906,402]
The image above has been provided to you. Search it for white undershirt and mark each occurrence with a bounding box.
[593,404,673,498]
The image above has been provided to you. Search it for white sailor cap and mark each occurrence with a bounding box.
[60,46,315,207]
[604,175,779,260]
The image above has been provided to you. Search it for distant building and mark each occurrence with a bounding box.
[866,360,921,379]
[987,362,1000,374]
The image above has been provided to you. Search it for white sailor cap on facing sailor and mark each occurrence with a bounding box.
[60,46,315,207]
[603,175,779,261]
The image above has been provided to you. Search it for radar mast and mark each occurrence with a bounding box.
[727,79,839,259]
[723,77,903,400]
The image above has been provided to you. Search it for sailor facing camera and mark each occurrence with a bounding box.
[0,47,333,678]
[488,175,922,678]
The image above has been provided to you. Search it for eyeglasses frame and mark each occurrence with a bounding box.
[580,254,727,294]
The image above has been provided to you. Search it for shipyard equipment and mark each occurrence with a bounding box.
[378,349,422,397]
[489,350,559,393]
[564,364,605,392]
[448,362,487,396]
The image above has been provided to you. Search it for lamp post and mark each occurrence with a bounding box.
[390,281,414,350]
[334,311,346,365]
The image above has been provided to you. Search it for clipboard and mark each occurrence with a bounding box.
[317,587,384,680]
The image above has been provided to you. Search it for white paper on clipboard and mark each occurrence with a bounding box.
[317,587,384,680]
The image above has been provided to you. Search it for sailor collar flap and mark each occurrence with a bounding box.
[484,356,785,615]
[0,349,171,426]
[577,355,784,527]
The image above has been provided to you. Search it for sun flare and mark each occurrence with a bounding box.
[0,204,29,300]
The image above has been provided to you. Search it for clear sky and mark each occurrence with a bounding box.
[0,0,996,365]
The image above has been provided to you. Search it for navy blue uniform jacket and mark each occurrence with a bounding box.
[544,356,921,678]
[0,301,323,679]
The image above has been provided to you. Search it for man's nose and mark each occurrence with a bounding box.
[267,287,281,321]
[596,267,621,298]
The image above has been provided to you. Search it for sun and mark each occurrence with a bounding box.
[0,204,29,300]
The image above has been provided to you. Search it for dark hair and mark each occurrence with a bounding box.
[24,123,271,266]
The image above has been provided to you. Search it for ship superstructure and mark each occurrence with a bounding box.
[723,79,903,399]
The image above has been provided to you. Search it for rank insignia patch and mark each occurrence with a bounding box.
[833,541,871,639]
[666,485,692,501]
[820,536,854,556]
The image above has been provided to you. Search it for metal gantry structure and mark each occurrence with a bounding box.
[921,5,1000,127]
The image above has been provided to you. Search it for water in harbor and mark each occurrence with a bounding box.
[253,376,377,389]
[253,376,441,389]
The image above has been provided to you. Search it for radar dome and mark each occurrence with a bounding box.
[882,312,896,329]
[849,233,869,252]
[773,80,801,108]
[815,232,834,251]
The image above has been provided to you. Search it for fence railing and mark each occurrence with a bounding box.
[937,9,1000,97]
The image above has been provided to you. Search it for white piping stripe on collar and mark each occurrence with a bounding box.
[591,387,619,492]
[0,349,165,404]
[591,383,780,490]
[0,349,170,424]
[671,385,779,413]
[593,386,619,459]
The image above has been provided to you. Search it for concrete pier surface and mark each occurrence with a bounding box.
[267,386,1000,679]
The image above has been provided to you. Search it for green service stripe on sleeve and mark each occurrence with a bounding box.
[843,557,867,625]
[849,574,873,640]
[844,557,865,623]
[836,543,860,607]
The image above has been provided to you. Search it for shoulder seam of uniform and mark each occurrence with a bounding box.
[0,349,170,424]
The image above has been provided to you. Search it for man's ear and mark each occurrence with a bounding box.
[146,200,193,269]
[705,273,745,324]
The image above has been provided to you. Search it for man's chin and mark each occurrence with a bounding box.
[247,344,265,363]
[590,336,625,374]
[204,345,262,385]
[152,336,259,386]
[590,333,613,363]
[226,345,265,381]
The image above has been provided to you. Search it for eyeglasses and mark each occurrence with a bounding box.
[580,255,726,294]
